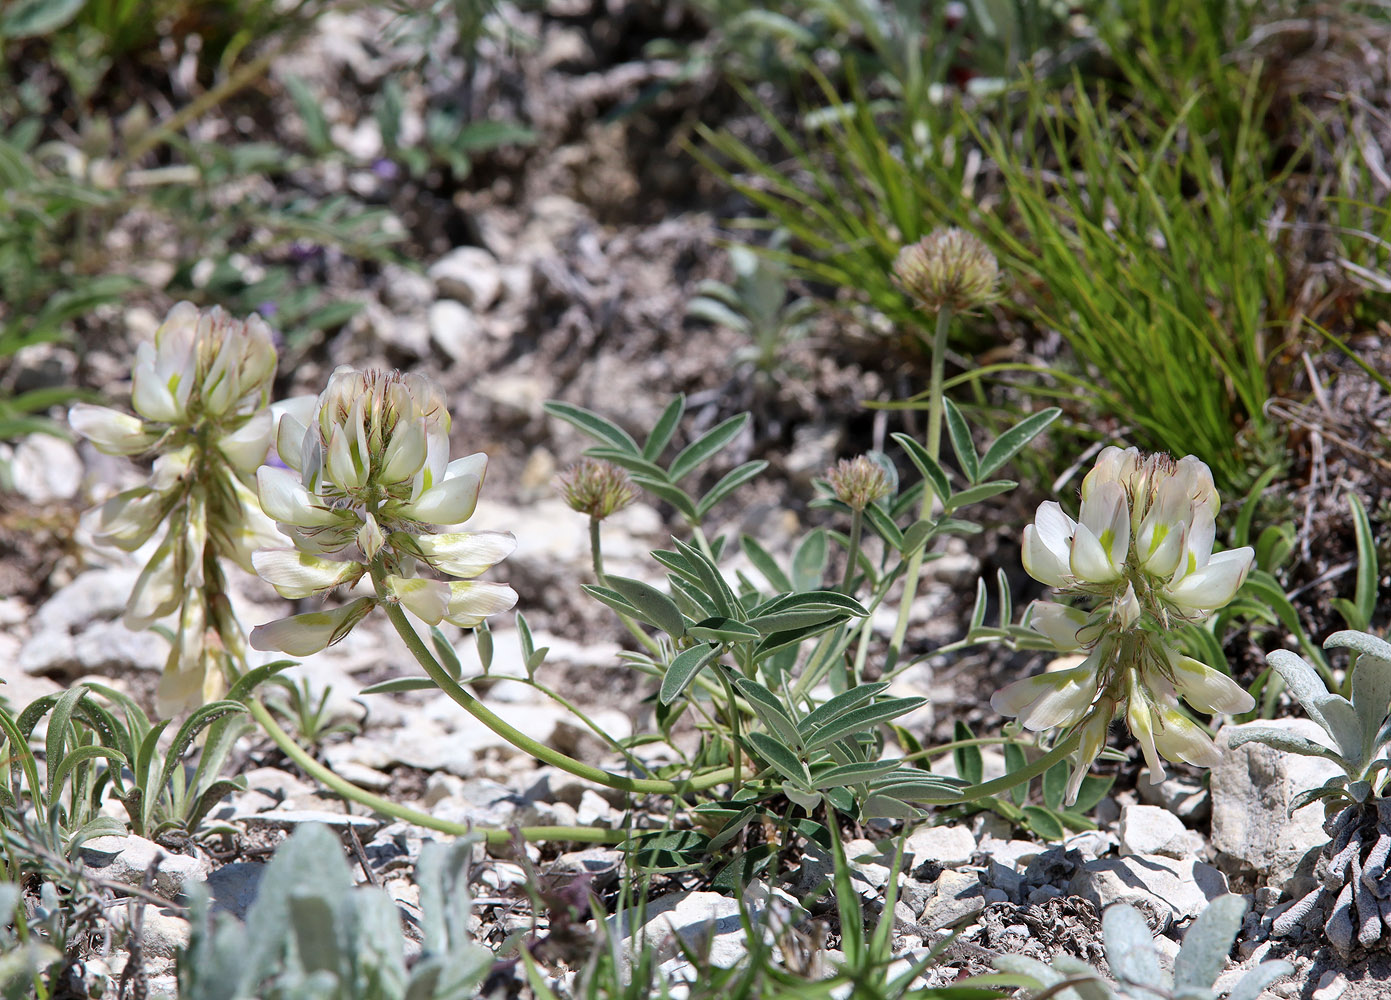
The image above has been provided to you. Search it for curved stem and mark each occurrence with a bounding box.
[885,305,953,674]
[244,699,623,845]
[514,676,653,777]
[375,585,734,796]
[951,729,1083,804]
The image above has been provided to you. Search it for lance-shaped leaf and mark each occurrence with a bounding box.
[735,678,802,748]
[978,408,1060,479]
[603,576,687,638]
[543,400,640,453]
[688,617,760,643]
[1173,894,1245,993]
[668,412,749,482]
[659,643,720,705]
[1103,903,1168,993]
[804,696,926,751]
[892,431,950,503]
[944,398,979,483]
[747,731,808,783]
[1227,726,1348,769]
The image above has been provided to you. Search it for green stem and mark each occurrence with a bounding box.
[245,699,623,845]
[840,509,864,595]
[885,305,953,674]
[950,729,1083,804]
[715,668,743,794]
[515,676,653,777]
[375,584,734,796]
[591,515,663,658]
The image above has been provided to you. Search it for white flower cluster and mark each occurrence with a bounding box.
[70,303,281,710]
[994,447,1256,801]
[250,367,518,656]
[74,305,519,708]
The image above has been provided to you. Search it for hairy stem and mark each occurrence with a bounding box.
[374,578,734,796]
[885,305,953,673]
[245,699,623,845]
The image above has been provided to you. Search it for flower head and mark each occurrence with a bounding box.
[893,228,1000,315]
[71,303,280,713]
[826,455,893,512]
[557,458,638,520]
[996,448,1255,801]
[251,367,517,655]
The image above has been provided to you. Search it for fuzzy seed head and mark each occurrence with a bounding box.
[827,456,892,511]
[893,228,1000,314]
[557,459,638,520]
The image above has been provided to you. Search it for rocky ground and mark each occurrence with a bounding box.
[2,2,1391,998]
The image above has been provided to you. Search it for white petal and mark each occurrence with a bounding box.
[1033,501,1076,553]
[250,597,376,655]
[401,454,487,526]
[217,410,272,472]
[257,466,341,528]
[130,362,182,422]
[1081,446,1138,500]
[1173,656,1255,714]
[68,404,158,455]
[442,580,519,627]
[271,396,318,470]
[1126,696,1166,781]
[1171,504,1217,585]
[1022,503,1074,588]
[1028,601,1088,652]
[253,549,364,599]
[1078,480,1129,569]
[390,576,451,625]
[326,426,364,490]
[381,418,428,483]
[85,487,166,550]
[1152,707,1223,769]
[1114,582,1141,629]
[124,542,181,629]
[1065,700,1115,806]
[1164,547,1253,611]
[991,665,1097,732]
[357,512,386,560]
[1070,522,1121,583]
[415,531,516,579]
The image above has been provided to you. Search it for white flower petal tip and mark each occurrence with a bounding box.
[415,531,517,578]
[86,488,167,550]
[1164,547,1253,611]
[1069,522,1122,584]
[403,471,484,526]
[389,576,451,625]
[1028,601,1089,652]
[991,665,1097,732]
[1173,656,1255,715]
[123,544,180,630]
[1152,708,1224,769]
[442,580,518,627]
[217,411,273,472]
[250,597,376,656]
[1126,698,1166,782]
[252,549,364,600]
[68,404,158,455]
[257,466,341,528]
[1022,502,1075,588]
[1064,701,1115,806]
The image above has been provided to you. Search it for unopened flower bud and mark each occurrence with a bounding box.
[557,459,638,520]
[893,228,999,314]
[826,456,892,511]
